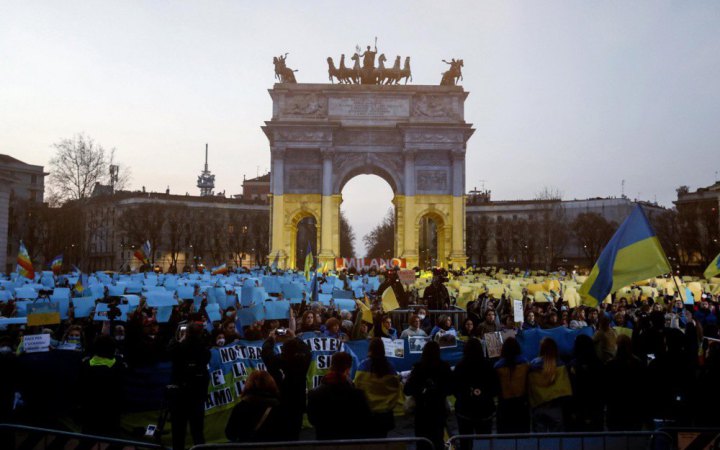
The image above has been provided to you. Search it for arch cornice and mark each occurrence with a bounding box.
[332,152,404,195]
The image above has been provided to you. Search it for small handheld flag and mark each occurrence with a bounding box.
[17,241,35,280]
[704,252,720,280]
[381,286,401,311]
[579,205,671,307]
[304,242,314,281]
[51,254,63,275]
[211,263,228,275]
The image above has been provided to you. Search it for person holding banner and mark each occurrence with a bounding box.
[494,337,530,433]
[354,338,402,437]
[527,338,572,432]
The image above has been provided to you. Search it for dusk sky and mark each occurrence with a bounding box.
[2,1,719,254]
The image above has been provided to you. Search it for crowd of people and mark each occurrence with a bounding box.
[1,265,720,450]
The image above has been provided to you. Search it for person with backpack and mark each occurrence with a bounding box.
[404,341,452,450]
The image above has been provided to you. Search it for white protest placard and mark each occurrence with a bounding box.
[513,299,524,324]
[24,334,51,353]
[381,337,405,358]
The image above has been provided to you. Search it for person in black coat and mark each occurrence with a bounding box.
[78,335,126,436]
[423,271,450,311]
[404,341,453,450]
[169,323,211,450]
[225,370,288,442]
[452,338,499,450]
[604,335,648,430]
[567,334,604,431]
[261,333,312,440]
[307,352,372,440]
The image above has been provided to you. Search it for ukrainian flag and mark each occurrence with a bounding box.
[353,359,404,414]
[303,242,314,281]
[579,205,671,307]
[705,252,720,280]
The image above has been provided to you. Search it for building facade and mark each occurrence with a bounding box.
[465,191,666,269]
[674,181,720,268]
[79,190,270,273]
[0,154,47,274]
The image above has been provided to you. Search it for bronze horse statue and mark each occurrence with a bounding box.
[440,59,463,86]
[399,56,412,84]
[273,54,297,83]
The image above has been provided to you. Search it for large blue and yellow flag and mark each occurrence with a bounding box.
[705,252,720,280]
[303,242,314,281]
[579,205,671,306]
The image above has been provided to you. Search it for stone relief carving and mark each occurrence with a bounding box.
[275,129,328,142]
[416,170,448,191]
[286,168,321,191]
[412,95,459,120]
[415,152,450,166]
[284,150,321,164]
[333,130,402,146]
[283,94,327,116]
[405,132,462,143]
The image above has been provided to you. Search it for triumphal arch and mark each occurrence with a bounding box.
[262,82,474,269]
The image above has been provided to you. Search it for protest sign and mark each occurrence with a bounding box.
[264,300,291,320]
[398,269,416,285]
[381,338,405,358]
[485,332,503,358]
[24,334,51,353]
[27,302,61,326]
[409,336,430,354]
[513,299,524,323]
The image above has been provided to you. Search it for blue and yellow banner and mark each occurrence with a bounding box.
[705,252,720,280]
[579,205,671,306]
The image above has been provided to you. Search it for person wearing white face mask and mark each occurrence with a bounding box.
[416,307,433,335]
[211,330,227,348]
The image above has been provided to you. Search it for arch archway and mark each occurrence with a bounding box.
[263,83,474,269]
[341,174,395,258]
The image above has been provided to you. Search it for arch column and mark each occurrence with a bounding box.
[269,146,289,268]
[400,149,419,268]
[319,148,338,268]
[449,148,468,268]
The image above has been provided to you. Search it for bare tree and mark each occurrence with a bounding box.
[466,215,491,266]
[165,204,190,272]
[339,210,356,257]
[571,212,617,265]
[364,208,395,259]
[47,134,131,205]
[117,204,165,265]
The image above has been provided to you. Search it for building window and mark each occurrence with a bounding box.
[31,174,37,185]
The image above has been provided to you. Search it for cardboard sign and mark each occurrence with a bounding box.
[381,337,405,358]
[485,332,503,359]
[24,334,51,353]
[398,269,416,285]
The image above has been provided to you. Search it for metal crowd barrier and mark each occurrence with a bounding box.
[190,437,434,450]
[657,427,720,450]
[390,306,467,330]
[0,423,165,450]
[446,431,673,450]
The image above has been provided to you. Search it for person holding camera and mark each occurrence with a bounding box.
[168,323,210,450]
